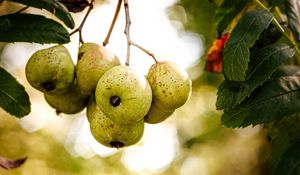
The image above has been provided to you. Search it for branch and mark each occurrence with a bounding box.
[70,0,95,44]
[124,0,131,66]
[103,0,123,46]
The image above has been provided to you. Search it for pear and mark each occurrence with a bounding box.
[44,83,89,114]
[147,61,191,111]
[87,96,144,148]
[76,43,120,94]
[144,103,174,124]
[26,45,75,94]
[95,65,152,125]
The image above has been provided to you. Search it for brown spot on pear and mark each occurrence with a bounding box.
[76,43,120,94]
[44,83,89,114]
[95,65,152,125]
[25,45,75,94]
[87,96,144,148]
[144,103,174,124]
[147,61,191,111]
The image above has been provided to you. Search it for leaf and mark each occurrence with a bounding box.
[274,138,300,175]
[0,156,27,170]
[6,0,74,28]
[221,75,300,127]
[285,0,300,43]
[217,44,295,109]
[214,0,250,36]
[59,0,89,13]
[0,67,30,118]
[223,10,273,81]
[268,0,287,6]
[268,114,300,173]
[0,14,70,44]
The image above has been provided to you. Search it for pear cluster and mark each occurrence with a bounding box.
[25,43,192,149]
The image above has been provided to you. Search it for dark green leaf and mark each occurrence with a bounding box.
[286,0,300,43]
[268,0,287,6]
[6,0,74,28]
[0,67,30,118]
[0,14,70,44]
[214,0,250,36]
[274,138,300,175]
[223,10,273,81]
[268,114,300,173]
[217,44,294,109]
[222,75,300,127]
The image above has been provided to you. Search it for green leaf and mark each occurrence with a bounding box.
[268,0,287,6]
[221,75,300,127]
[268,114,300,173]
[0,14,70,44]
[274,138,300,175]
[285,0,300,43]
[6,0,74,28]
[214,0,250,36]
[0,67,30,118]
[223,10,273,81]
[217,44,295,109]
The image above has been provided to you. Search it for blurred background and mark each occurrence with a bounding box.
[0,0,271,174]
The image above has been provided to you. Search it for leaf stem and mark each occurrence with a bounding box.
[255,0,300,59]
[70,0,95,44]
[103,0,122,46]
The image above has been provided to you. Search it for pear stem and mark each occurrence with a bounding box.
[70,0,95,44]
[124,0,131,66]
[103,0,123,46]
[123,0,158,65]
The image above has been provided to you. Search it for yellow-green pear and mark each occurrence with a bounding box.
[144,103,174,124]
[87,96,144,148]
[76,43,120,94]
[44,83,89,114]
[147,61,191,111]
[26,45,75,94]
[95,65,152,125]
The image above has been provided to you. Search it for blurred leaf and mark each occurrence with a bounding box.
[59,0,89,13]
[6,0,74,28]
[254,23,283,49]
[285,0,300,43]
[214,0,250,36]
[217,44,294,109]
[0,156,27,170]
[0,67,30,118]
[271,65,300,79]
[274,138,300,175]
[268,0,287,6]
[222,75,300,127]
[268,114,300,173]
[0,14,70,44]
[223,10,273,81]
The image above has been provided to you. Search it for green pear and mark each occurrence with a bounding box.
[26,45,75,94]
[95,65,152,125]
[87,96,144,148]
[147,61,191,111]
[144,103,174,124]
[44,83,89,114]
[76,43,120,94]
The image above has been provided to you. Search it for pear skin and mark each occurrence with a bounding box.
[26,45,75,94]
[147,61,191,111]
[76,43,120,94]
[88,97,144,148]
[95,65,152,125]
